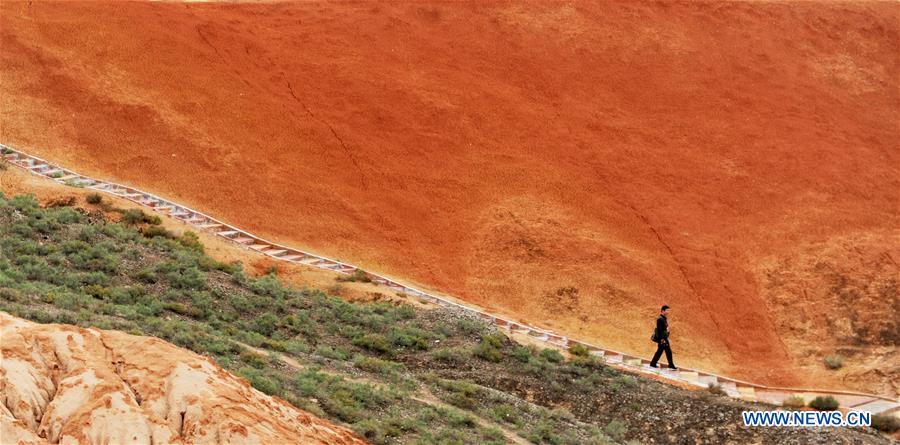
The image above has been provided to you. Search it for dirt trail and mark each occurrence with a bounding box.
[1,1,897,393]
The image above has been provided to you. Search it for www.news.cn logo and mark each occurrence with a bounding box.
[743,410,871,427]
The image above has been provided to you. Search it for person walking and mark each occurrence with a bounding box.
[650,305,677,369]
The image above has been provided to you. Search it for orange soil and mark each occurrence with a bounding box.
[1,1,897,392]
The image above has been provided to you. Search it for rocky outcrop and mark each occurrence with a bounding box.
[0,312,367,445]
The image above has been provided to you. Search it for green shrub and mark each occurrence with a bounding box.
[179,231,204,253]
[132,268,158,283]
[0,287,23,302]
[101,222,139,242]
[48,207,81,224]
[445,408,478,428]
[353,334,393,355]
[61,240,90,255]
[511,346,532,363]
[109,286,146,305]
[143,212,162,226]
[9,223,35,238]
[85,193,103,205]
[135,301,163,317]
[604,419,628,442]
[473,332,505,362]
[69,244,120,273]
[142,226,173,238]
[823,355,844,370]
[162,302,204,319]
[782,395,806,409]
[488,404,522,426]
[523,356,550,376]
[432,347,469,365]
[18,256,55,281]
[568,343,590,358]
[199,336,237,357]
[26,216,59,235]
[162,265,205,289]
[49,291,91,311]
[527,418,561,444]
[570,354,604,369]
[387,326,431,350]
[283,339,309,355]
[336,268,371,283]
[84,285,111,300]
[252,312,279,336]
[75,225,98,242]
[539,348,564,364]
[248,274,287,300]
[438,381,480,410]
[809,396,839,411]
[10,195,39,213]
[455,318,483,336]
[237,367,282,396]
[353,355,404,376]
[259,338,287,352]
[355,418,404,444]
[390,305,416,321]
[315,345,352,361]
[872,413,900,433]
[241,350,271,369]
[121,208,161,226]
[613,374,637,388]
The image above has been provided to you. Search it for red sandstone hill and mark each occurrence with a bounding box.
[0,312,367,444]
[1,1,897,395]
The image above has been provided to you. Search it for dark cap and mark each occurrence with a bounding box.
[661,305,670,311]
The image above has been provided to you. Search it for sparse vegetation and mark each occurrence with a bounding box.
[809,395,839,411]
[337,268,372,283]
[539,347,565,364]
[141,226,174,238]
[47,196,77,207]
[85,192,104,205]
[353,355,404,377]
[604,419,628,442]
[511,345,532,363]
[610,374,637,392]
[871,413,900,433]
[569,343,590,357]
[706,383,727,396]
[473,332,505,362]
[823,354,844,370]
[121,208,162,226]
[782,395,806,409]
[432,347,469,365]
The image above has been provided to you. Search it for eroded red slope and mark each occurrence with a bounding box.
[1,1,897,392]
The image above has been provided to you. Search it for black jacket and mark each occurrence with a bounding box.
[655,315,669,342]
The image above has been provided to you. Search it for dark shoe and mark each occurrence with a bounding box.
[649,363,659,368]
[667,365,678,370]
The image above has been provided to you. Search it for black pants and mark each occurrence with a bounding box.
[650,341,674,367]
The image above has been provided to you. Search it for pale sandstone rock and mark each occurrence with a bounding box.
[0,312,368,445]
